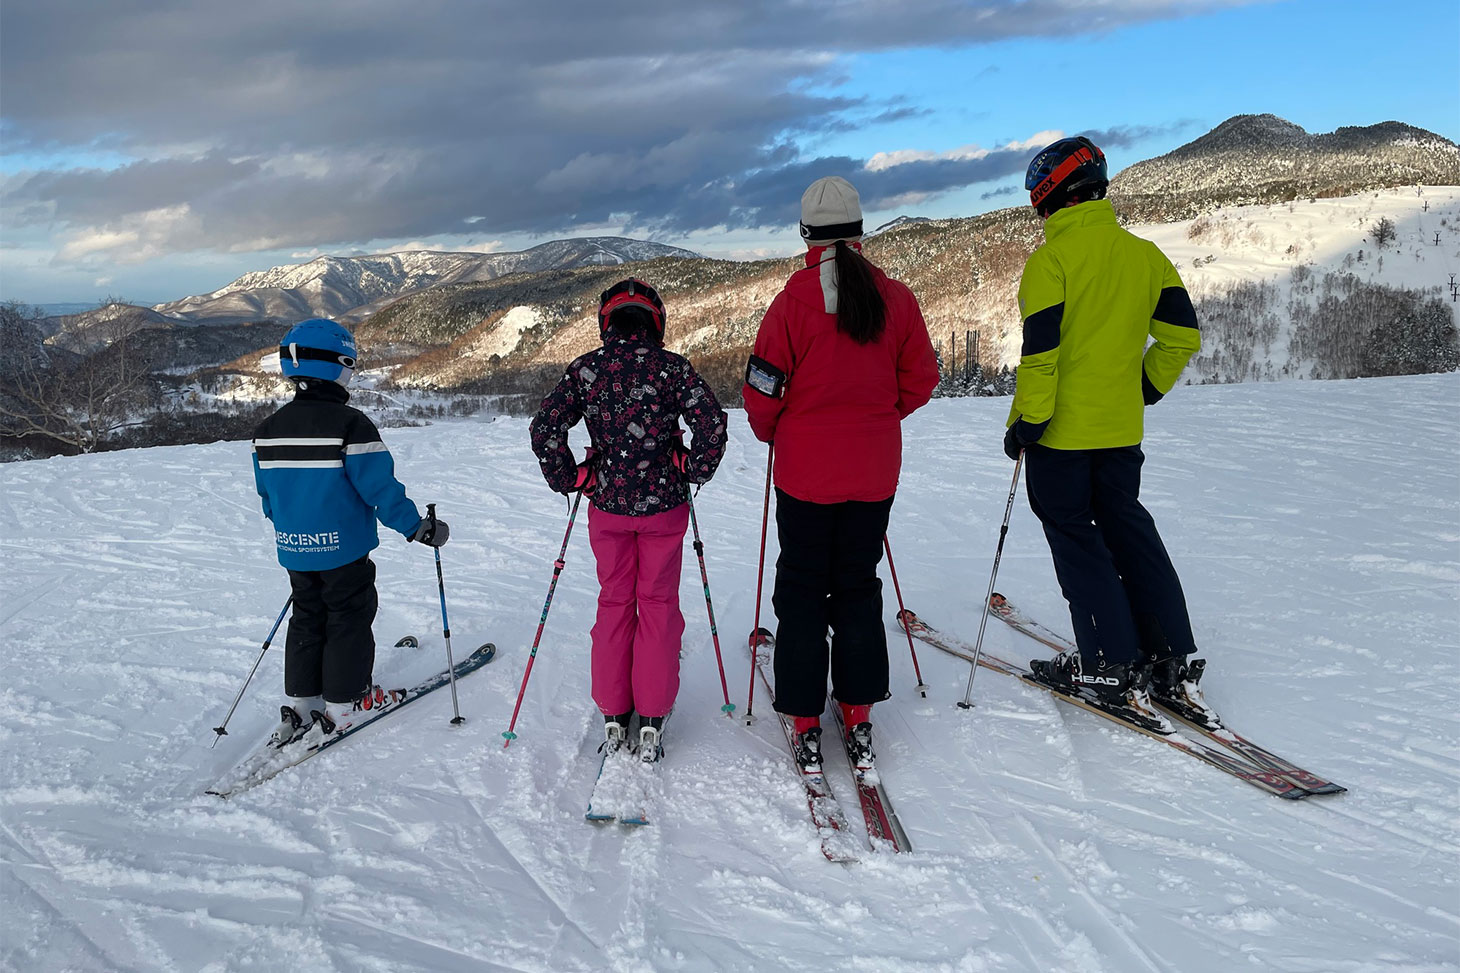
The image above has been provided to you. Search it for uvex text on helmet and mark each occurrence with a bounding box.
[1025,137,1108,217]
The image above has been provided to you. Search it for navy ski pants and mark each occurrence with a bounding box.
[771,489,894,717]
[284,555,378,703]
[1024,444,1196,669]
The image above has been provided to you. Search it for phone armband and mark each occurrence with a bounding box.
[745,355,788,398]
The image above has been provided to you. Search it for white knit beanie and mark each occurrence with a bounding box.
[799,176,863,246]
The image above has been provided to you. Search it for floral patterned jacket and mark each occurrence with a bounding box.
[529,336,728,516]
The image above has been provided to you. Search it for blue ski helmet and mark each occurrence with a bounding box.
[278,318,357,386]
[1025,136,1108,217]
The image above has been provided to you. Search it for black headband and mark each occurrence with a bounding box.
[799,219,863,240]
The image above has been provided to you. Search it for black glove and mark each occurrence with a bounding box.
[1142,371,1165,406]
[410,517,450,547]
[1003,418,1046,461]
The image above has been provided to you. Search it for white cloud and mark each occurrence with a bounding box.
[866,130,1063,171]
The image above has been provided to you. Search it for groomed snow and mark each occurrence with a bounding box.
[2,374,1457,972]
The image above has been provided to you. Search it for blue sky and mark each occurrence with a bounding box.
[1,0,1456,306]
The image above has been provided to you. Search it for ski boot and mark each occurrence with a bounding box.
[600,711,632,755]
[845,722,875,776]
[1030,651,1171,732]
[637,716,665,764]
[269,697,322,748]
[1029,650,1144,702]
[1147,656,1217,728]
[312,685,405,738]
[792,721,823,777]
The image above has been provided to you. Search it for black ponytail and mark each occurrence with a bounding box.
[833,240,886,345]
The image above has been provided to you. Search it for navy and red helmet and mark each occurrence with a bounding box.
[597,278,667,345]
[1025,136,1109,217]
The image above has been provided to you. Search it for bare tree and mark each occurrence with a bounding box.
[0,302,159,454]
[1369,217,1398,250]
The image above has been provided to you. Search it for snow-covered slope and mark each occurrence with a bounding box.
[2,375,1457,972]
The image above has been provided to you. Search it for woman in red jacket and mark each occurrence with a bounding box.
[742,176,939,776]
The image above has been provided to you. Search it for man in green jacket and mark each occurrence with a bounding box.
[1004,135,1203,711]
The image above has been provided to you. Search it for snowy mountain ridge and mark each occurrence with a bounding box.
[151,236,702,326]
[1112,115,1460,222]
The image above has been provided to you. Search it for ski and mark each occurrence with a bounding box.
[893,611,1310,799]
[207,642,496,798]
[827,697,911,853]
[585,712,671,826]
[749,629,859,864]
[985,593,1346,795]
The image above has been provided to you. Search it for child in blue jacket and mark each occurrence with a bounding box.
[252,319,447,746]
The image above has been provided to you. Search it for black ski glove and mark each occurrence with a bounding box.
[410,517,450,547]
[1142,370,1165,406]
[1003,418,1046,460]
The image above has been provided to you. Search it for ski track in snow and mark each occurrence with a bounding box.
[2,374,1458,972]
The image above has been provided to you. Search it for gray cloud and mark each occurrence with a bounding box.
[1,1,1249,263]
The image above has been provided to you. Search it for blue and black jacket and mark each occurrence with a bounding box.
[252,381,420,571]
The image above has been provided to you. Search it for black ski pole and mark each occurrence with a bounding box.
[958,451,1024,709]
[744,442,774,725]
[428,503,465,725]
[211,596,293,746]
[687,488,735,716]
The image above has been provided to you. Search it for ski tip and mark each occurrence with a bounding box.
[989,592,1008,609]
[476,642,497,662]
[395,635,420,648]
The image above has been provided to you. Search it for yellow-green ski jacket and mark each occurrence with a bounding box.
[1008,199,1201,449]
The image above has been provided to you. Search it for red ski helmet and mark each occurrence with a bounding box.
[1025,136,1108,217]
[597,278,666,344]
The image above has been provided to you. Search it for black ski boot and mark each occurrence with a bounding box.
[637,716,665,764]
[845,722,875,775]
[601,711,632,755]
[1148,657,1217,727]
[1029,650,1144,703]
[793,726,823,776]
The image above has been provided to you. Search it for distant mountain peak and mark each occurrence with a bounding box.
[868,216,931,237]
[152,236,702,326]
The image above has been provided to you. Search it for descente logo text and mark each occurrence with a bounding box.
[276,530,341,547]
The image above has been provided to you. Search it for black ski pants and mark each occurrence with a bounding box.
[284,555,378,703]
[1024,444,1196,669]
[771,489,894,717]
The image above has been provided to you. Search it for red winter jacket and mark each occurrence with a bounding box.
[743,247,939,504]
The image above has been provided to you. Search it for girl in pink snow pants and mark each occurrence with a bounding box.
[528,278,728,758]
[588,503,691,719]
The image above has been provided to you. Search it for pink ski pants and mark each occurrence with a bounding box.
[587,502,689,718]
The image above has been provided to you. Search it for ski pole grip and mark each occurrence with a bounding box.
[427,502,437,523]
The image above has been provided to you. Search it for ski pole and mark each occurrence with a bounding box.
[427,503,465,726]
[883,535,928,698]
[958,451,1024,709]
[687,488,735,716]
[744,441,774,725]
[210,596,292,746]
[503,489,584,747]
